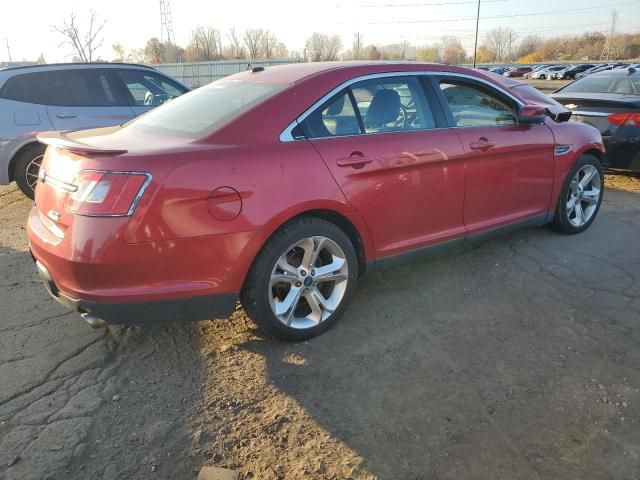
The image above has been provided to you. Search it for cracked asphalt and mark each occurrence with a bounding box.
[1,174,639,480]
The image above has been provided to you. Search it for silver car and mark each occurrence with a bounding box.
[0,63,189,198]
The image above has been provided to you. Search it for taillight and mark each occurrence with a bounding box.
[608,112,640,127]
[64,171,151,217]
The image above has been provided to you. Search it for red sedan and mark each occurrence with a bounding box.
[504,66,533,78]
[28,62,604,341]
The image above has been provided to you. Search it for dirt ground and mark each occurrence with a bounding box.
[1,171,640,480]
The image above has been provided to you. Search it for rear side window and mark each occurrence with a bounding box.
[302,76,436,139]
[303,91,360,138]
[48,70,128,107]
[351,77,435,133]
[0,73,47,104]
[439,81,517,127]
[119,70,187,106]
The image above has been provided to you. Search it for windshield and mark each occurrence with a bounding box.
[561,74,640,95]
[125,79,284,138]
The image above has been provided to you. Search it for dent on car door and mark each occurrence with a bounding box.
[303,75,467,259]
[433,76,555,233]
[46,69,135,131]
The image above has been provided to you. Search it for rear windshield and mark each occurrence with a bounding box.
[560,74,640,95]
[125,79,284,137]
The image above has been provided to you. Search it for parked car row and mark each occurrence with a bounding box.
[481,63,639,81]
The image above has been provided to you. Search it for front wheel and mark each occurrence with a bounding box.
[14,144,46,199]
[552,154,603,234]
[242,217,358,341]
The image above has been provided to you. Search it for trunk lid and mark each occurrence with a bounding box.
[550,93,640,135]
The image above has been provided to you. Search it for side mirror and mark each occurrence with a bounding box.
[518,105,547,124]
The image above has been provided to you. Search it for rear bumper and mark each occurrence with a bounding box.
[603,125,640,172]
[33,257,238,324]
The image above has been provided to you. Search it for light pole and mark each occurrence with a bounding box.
[473,0,480,68]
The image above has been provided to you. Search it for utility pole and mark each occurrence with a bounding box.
[353,32,362,60]
[472,0,480,68]
[159,0,175,46]
[5,37,12,62]
[602,10,618,61]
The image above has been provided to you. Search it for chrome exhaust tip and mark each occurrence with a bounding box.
[81,312,108,329]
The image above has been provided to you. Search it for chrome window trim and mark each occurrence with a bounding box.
[569,111,610,117]
[279,71,525,142]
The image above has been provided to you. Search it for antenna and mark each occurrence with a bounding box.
[159,0,175,45]
[602,10,618,61]
[5,37,12,62]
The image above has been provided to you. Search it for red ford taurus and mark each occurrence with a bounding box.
[27,62,604,341]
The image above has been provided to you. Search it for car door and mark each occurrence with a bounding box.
[432,76,555,234]
[46,69,135,131]
[301,75,467,259]
[118,69,188,117]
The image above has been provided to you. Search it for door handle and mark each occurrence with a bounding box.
[469,138,495,152]
[56,113,77,119]
[336,153,372,169]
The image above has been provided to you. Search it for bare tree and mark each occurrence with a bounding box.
[244,29,264,59]
[188,26,223,61]
[52,11,105,62]
[484,27,516,62]
[304,33,342,62]
[226,27,246,59]
[261,30,279,59]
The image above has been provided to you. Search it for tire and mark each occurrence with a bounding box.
[14,143,46,199]
[242,216,358,341]
[539,74,546,80]
[552,154,604,235]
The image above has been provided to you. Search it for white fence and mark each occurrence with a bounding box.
[151,59,301,88]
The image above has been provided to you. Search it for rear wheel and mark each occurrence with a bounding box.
[14,144,46,199]
[242,216,358,341]
[552,154,603,234]
[539,74,546,80]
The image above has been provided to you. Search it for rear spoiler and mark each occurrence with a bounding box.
[37,131,128,156]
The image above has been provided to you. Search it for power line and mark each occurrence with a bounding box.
[357,0,505,7]
[341,1,637,25]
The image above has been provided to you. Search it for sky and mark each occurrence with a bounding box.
[1,0,639,62]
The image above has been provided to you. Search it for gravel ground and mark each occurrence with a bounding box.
[1,171,640,480]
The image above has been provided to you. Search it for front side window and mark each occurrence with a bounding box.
[439,81,517,127]
[0,72,47,104]
[119,70,187,106]
[48,70,127,107]
[126,79,283,138]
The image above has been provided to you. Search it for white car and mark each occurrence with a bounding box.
[550,65,575,80]
[0,63,189,198]
[530,66,565,80]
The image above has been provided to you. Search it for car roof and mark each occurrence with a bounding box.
[229,61,475,86]
[0,62,155,80]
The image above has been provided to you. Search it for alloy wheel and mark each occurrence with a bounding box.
[25,154,44,192]
[566,164,601,227]
[269,236,349,330]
